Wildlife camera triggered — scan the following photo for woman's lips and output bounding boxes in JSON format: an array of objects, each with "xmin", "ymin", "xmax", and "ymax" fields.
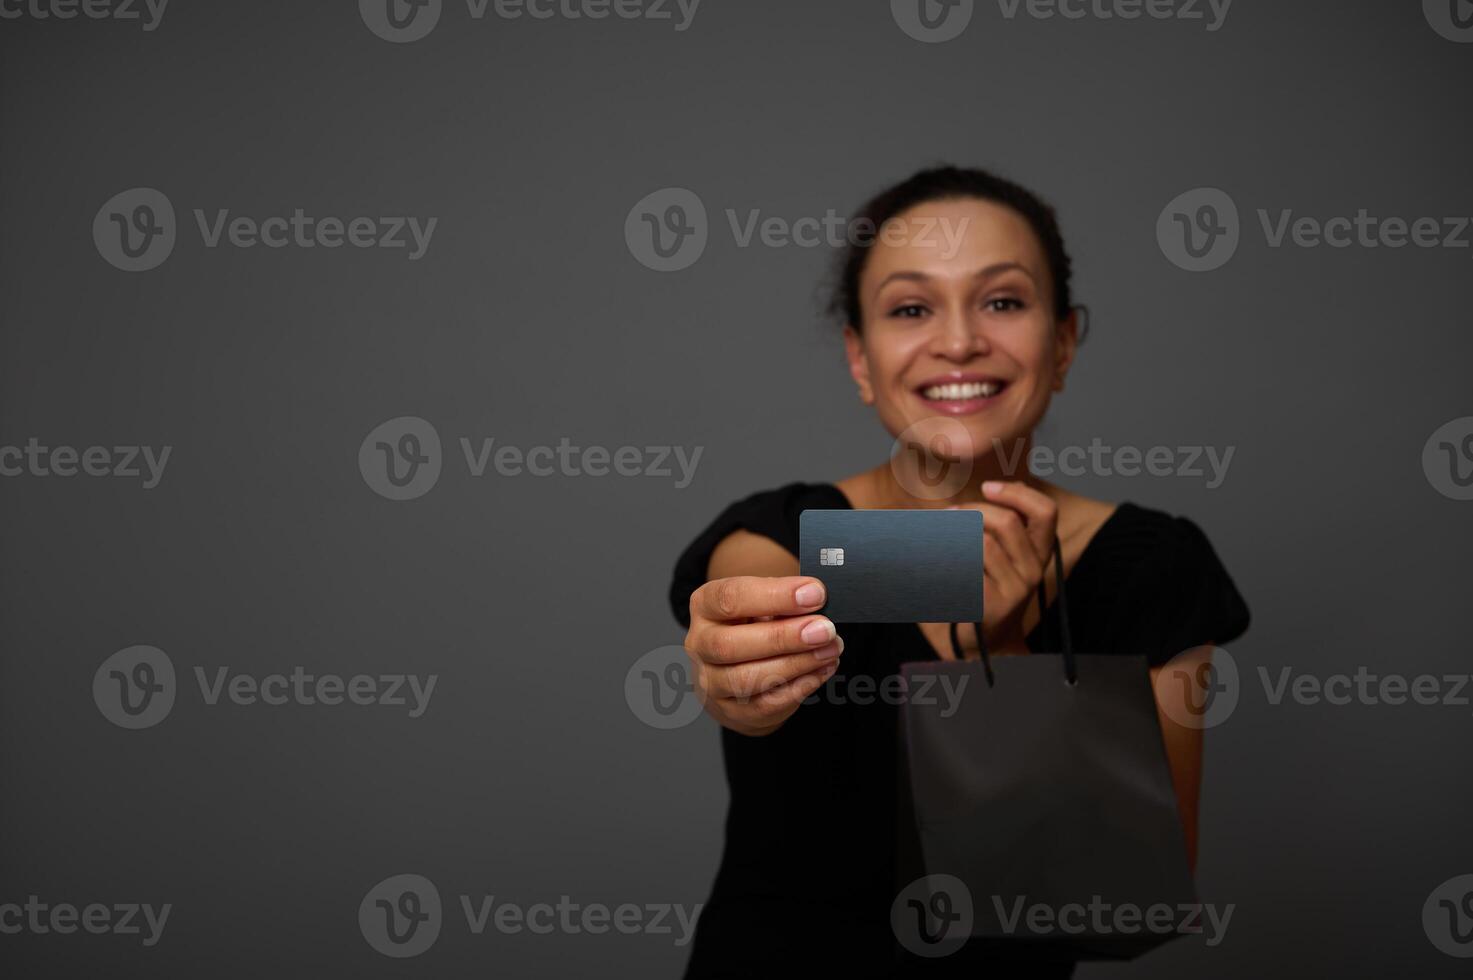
[{"xmin": 912, "ymin": 378, "xmax": 1009, "ymax": 416}]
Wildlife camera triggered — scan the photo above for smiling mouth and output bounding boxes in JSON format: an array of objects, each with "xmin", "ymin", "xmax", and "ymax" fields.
[
  {"xmin": 911, "ymin": 377, "xmax": 1009, "ymax": 416},
  {"xmin": 919, "ymin": 380, "xmax": 1005, "ymax": 401}
]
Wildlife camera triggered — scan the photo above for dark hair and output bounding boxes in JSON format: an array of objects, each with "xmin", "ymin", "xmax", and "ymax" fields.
[{"xmin": 827, "ymin": 165, "xmax": 1079, "ymax": 331}]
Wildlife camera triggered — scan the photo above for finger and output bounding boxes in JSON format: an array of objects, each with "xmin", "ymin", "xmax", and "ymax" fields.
[
  {"xmin": 750, "ymin": 662, "xmax": 840, "ymax": 714},
  {"xmin": 983, "ymin": 531, "xmax": 1028, "ymax": 599},
  {"xmin": 981, "ymin": 481, "xmax": 1058, "ymax": 560},
  {"xmin": 978, "ymin": 504, "xmax": 1044, "ymax": 582},
  {"xmin": 691, "ymin": 575, "xmax": 827, "ymax": 625},
  {"xmin": 708, "ymin": 641, "xmax": 844, "ymax": 700},
  {"xmin": 981, "ymin": 567, "xmax": 1006, "ymax": 619},
  {"xmin": 695, "ymin": 615, "xmax": 839, "ymax": 666}
]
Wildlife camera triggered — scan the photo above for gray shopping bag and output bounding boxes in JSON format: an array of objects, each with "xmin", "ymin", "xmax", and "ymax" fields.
[{"xmin": 894, "ymin": 542, "xmax": 1198, "ymax": 964}]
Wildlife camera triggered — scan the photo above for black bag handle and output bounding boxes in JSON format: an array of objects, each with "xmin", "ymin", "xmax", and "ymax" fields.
[{"xmin": 949, "ymin": 534, "xmax": 1076, "ymax": 685}]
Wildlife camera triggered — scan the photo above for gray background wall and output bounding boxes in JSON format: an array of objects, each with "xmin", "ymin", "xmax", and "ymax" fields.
[{"xmin": 2, "ymin": 0, "xmax": 1471, "ymax": 976}]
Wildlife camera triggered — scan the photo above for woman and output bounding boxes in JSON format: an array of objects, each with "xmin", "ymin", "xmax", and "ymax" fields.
[{"xmin": 668, "ymin": 166, "xmax": 1249, "ymax": 977}]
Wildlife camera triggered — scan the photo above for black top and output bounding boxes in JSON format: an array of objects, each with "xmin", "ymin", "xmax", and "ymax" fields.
[{"xmin": 667, "ymin": 482, "xmax": 1250, "ymax": 979}]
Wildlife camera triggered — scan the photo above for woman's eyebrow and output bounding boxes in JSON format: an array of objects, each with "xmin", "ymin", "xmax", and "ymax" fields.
[{"xmin": 874, "ymin": 270, "xmax": 931, "ymax": 291}]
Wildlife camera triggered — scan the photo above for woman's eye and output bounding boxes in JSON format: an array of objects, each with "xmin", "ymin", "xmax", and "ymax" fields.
[
  {"xmin": 889, "ymin": 304, "xmax": 929, "ymax": 319},
  {"xmin": 984, "ymin": 297, "xmax": 1025, "ymax": 313}
]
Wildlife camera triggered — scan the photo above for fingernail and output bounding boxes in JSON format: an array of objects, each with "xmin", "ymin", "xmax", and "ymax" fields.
[
  {"xmin": 982, "ymin": 481, "xmax": 1003, "ymax": 496},
  {"xmin": 820, "ymin": 664, "xmax": 839, "ymax": 681},
  {"xmin": 801, "ymin": 619, "xmax": 835, "ymax": 645},
  {"xmin": 813, "ymin": 636, "xmax": 844, "ymax": 661},
  {"xmin": 794, "ymin": 583, "xmax": 825, "ymax": 608}
]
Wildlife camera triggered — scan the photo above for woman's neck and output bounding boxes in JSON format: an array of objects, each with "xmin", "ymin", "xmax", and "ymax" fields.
[{"xmin": 857, "ymin": 440, "xmax": 1057, "ymax": 510}]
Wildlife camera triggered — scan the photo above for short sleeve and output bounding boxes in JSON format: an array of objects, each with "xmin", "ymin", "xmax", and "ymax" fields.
[
  {"xmin": 667, "ymin": 482, "xmax": 847, "ymax": 629},
  {"xmin": 1148, "ymin": 517, "xmax": 1251, "ymax": 665}
]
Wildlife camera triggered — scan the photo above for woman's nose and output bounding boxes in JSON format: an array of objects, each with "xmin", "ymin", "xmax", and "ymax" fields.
[{"xmin": 932, "ymin": 312, "xmax": 989, "ymax": 360}]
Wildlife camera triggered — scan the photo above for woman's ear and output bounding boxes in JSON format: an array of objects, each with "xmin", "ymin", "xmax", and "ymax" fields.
[
  {"xmin": 1051, "ymin": 309, "xmax": 1080, "ymax": 393},
  {"xmin": 843, "ymin": 326, "xmax": 875, "ymax": 404}
]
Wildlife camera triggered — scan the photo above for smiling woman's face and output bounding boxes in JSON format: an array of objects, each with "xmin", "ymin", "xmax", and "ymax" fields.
[{"xmin": 845, "ymin": 196, "xmax": 1078, "ymax": 463}]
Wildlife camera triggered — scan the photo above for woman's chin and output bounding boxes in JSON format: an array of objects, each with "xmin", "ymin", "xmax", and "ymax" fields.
[{"xmin": 891, "ymin": 413, "xmax": 1007, "ymax": 460}]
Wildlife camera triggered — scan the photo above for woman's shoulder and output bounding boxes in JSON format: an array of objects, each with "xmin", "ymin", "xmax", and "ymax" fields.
[
  {"xmin": 1090, "ymin": 500, "xmax": 1228, "ymax": 569},
  {"xmin": 1079, "ymin": 499, "xmax": 1252, "ymax": 653},
  {"xmin": 708, "ymin": 481, "xmax": 850, "ymax": 546},
  {"xmin": 667, "ymin": 482, "xmax": 847, "ymax": 627}
]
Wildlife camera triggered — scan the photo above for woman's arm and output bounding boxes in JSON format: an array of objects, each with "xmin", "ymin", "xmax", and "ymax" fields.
[
  {"xmin": 707, "ymin": 529, "xmax": 798, "ymax": 580},
  {"xmin": 1148, "ymin": 644, "xmax": 1212, "ymax": 871}
]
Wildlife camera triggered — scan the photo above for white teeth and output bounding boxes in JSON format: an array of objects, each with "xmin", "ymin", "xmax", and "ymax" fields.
[{"xmin": 922, "ymin": 381, "xmax": 1001, "ymax": 401}]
